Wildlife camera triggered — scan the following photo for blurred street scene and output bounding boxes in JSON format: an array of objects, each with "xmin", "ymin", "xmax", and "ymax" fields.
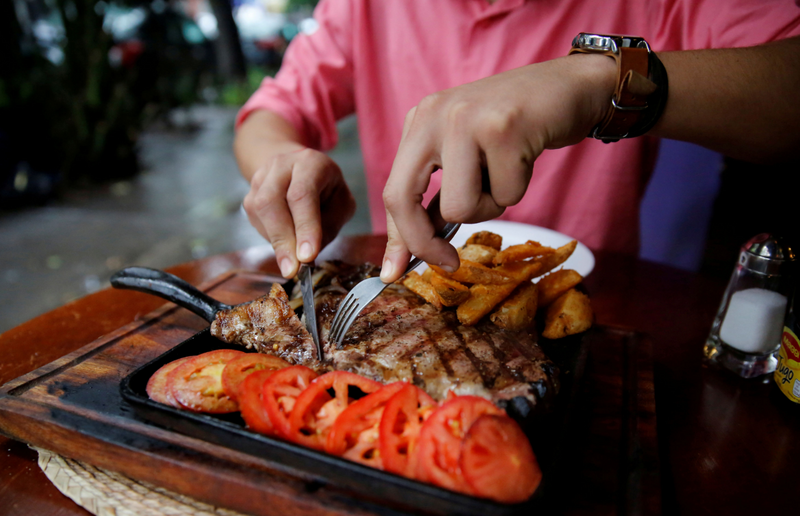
[
  {"xmin": 0, "ymin": 105, "xmax": 368, "ymax": 333},
  {"xmin": 1, "ymin": 0, "xmax": 370, "ymax": 333}
]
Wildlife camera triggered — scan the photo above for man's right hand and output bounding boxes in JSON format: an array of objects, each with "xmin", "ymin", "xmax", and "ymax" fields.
[
  {"xmin": 235, "ymin": 110, "xmax": 356, "ymax": 279},
  {"xmin": 242, "ymin": 147, "xmax": 355, "ymax": 279}
]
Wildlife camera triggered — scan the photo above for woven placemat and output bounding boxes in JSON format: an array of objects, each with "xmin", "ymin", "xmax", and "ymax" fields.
[{"xmin": 35, "ymin": 447, "xmax": 249, "ymax": 516}]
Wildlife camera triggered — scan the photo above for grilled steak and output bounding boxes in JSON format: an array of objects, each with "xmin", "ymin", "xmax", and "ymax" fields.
[
  {"xmin": 211, "ymin": 265, "xmax": 559, "ymax": 409},
  {"xmin": 213, "ymin": 282, "xmax": 317, "ymax": 365}
]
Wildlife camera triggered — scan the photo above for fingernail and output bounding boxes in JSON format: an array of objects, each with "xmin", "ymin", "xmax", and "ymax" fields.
[
  {"xmin": 380, "ymin": 258, "xmax": 394, "ymax": 282},
  {"xmin": 280, "ymin": 257, "xmax": 293, "ymax": 277},
  {"xmin": 439, "ymin": 263, "xmax": 456, "ymax": 273},
  {"xmin": 298, "ymin": 242, "xmax": 313, "ymax": 261}
]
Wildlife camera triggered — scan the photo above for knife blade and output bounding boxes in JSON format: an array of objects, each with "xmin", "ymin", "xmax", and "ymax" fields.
[{"xmin": 298, "ymin": 263, "xmax": 322, "ymax": 361}]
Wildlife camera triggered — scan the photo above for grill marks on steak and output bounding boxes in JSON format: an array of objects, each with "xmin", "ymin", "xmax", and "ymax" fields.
[
  {"xmin": 211, "ymin": 280, "xmax": 558, "ymax": 407},
  {"xmin": 318, "ymin": 285, "xmax": 557, "ymax": 405}
]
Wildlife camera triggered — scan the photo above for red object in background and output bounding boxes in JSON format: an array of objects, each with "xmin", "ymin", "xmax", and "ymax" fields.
[{"xmin": 113, "ymin": 39, "xmax": 145, "ymax": 68}]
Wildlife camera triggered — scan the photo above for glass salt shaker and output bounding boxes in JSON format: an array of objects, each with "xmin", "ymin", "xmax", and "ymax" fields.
[{"xmin": 704, "ymin": 233, "xmax": 796, "ymax": 378}]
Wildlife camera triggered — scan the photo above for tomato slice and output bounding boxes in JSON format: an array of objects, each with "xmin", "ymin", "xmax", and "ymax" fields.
[
  {"xmin": 460, "ymin": 414, "xmax": 542, "ymax": 503},
  {"xmin": 325, "ymin": 382, "xmax": 407, "ymax": 467},
  {"xmin": 262, "ymin": 365, "xmax": 318, "ymax": 439},
  {"xmin": 288, "ymin": 371, "xmax": 382, "ymax": 450},
  {"xmin": 238, "ymin": 369, "xmax": 280, "ymax": 435},
  {"xmin": 413, "ymin": 396, "xmax": 504, "ymax": 493},
  {"xmin": 147, "ymin": 356, "xmax": 192, "ymax": 407},
  {"xmin": 221, "ymin": 353, "xmax": 290, "ymax": 402},
  {"xmin": 379, "ymin": 383, "xmax": 437, "ymax": 477},
  {"xmin": 167, "ymin": 349, "xmax": 245, "ymax": 413}
]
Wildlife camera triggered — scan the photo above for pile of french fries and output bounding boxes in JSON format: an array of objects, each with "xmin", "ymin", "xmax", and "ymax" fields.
[{"xmin": 402, "ymin": 231, "xmax": 593, "ymax": 339}]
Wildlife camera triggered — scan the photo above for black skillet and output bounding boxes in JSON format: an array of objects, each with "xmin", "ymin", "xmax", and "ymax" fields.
[
  {"xmin": 110, "ymin": 266, "xmax": 235, "ymax": 324},
  {"xmin": 110, "ymin": 266, "xmax": 582, "ymax": 515}
]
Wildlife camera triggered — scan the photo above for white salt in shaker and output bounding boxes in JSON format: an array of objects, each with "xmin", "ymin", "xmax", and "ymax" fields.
[{"xmin": 704, "ymin": 234, "xmax": 796, "ymax": 378}]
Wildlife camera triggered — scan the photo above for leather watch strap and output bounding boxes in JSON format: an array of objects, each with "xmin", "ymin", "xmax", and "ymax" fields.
[{"xmin": 570, "ymin": 46, "xmax": 656, "ymax": 141}]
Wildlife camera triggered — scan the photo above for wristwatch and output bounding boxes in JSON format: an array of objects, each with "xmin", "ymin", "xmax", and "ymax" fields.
[{"xmin": 569, "ymin": 33, "xmax": 667, "ymax": 143}]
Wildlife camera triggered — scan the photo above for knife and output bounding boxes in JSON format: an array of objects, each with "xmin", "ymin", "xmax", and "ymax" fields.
[{"xmin": 298, "ymin": 262, "xmax": 323, "ymax": 361}]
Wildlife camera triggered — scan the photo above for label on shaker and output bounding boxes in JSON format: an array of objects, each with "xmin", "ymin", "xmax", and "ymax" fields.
[{"xmin": 775, "ymin": 326, "xmax": 800, "ymax": 403}]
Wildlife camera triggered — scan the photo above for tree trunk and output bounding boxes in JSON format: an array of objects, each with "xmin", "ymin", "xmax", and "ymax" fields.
[{"xmin": 208, "ymin": 0, "xmax": 247, "ymax": 81}]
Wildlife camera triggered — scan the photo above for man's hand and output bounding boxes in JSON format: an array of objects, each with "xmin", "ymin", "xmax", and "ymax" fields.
[
  {"xmin": 235, "ymin": 111, "xmax": 356, "ymax": 279},
  {"xmin": 380, "ymin": 54, "xmax": 616, "ymax": 283},
  {"xmin": 243, "ymin": 148, "xmax": 355, "ymax": 278}
]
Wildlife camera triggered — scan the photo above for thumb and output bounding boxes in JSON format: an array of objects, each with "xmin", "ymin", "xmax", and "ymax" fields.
[{"xmin": 380, "ymin": 212, "xmax": 413, "ymax": 284}]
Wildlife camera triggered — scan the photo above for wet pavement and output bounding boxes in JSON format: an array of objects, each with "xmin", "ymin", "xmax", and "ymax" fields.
[{"xmin": 0, "ymin": 106, "xmax": 370, "ymax": 334}]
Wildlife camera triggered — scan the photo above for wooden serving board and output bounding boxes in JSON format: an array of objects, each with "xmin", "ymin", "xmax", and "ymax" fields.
[{"xmin": 0, "ymin": 271, "xmax": 659, "ymax": 515}]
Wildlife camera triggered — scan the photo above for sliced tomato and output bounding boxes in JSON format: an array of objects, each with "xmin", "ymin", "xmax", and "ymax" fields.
[
  {"xmin": 288, "ymin": 371, "xmax": 382, "ymax": 450},
  {"xmin": 460, "ymin": 414, "xmax": 542, "ymax": 503},
  {"xmin": 325, "ymin": 381, "xmax": 407, "ymax": 467},
  {"xmin": 238, "ymin": 369, "xmax": 280, "ymax": 435},
  {"xmin": 379, "ymin": 383, "xmax": 437, "ymax": 477},
  {"xmin": 167, "ymin": 349, "xmax": 244, "ymax": 413},
  {"xmin": 146, "ymin": 356, "xmax": 192, "ymax": 407},
  {"xmin": 262, "ymin": 365, "xmax": 318, "ymax": 439},
  {"xmin": 413, "ymin": 396, "xmax": 504, "ymax": 493},
  {"xmin": 221, "ymin": 353, "xmax": 290, "ymax": 402}
]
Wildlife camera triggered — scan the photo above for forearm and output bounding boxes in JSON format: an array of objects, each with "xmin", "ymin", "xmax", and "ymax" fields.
[
  {"xmin": 233, "ymin": 110, "xmax": 307, "ymax": 182},
  {"xmin": 651, "ymin": 37, "xmax": 800, "ymax": 163}
]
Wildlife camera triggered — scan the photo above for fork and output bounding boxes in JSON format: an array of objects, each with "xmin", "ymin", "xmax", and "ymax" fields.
[{"xmin": 329, "ymin": 198, "xmax": 461, "ymax": 347}]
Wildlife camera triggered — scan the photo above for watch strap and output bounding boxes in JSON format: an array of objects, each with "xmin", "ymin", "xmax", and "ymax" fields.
[{"xmin": 570, "ymin": 46, "xmax": 656, "ymax": 141}]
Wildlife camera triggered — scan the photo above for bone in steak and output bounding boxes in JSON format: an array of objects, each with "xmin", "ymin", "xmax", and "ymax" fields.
[{"xmin": 211, "ymin": 266, "xmax": 558, "ymax": 409}]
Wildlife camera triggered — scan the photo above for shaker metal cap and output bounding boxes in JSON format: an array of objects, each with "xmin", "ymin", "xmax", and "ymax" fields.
[{"xmin": 740, "ymin": 233, "xmax": 796, "ymax": 276}]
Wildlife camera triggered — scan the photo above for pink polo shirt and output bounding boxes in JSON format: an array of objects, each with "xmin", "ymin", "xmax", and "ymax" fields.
[{"xmin": 238, "ymin": 0, "xmax": 800, "ymax": 254}]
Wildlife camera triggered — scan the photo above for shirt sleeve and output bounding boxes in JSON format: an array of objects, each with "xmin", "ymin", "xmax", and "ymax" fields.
[
  {"xmin": 235, "ymin": 0, "xmax": 356, "ymax": 151},
  {"xmin": 653, "ymin": 0, "xmax": 800, "ymax": 51}
]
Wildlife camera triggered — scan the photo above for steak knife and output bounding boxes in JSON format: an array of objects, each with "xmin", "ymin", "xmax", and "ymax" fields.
[{"xmin": 298, "ymin": 262, "xmax": 323, "ymax": 361}]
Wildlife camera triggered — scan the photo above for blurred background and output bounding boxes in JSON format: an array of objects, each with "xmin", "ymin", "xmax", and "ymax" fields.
[{"xmin": 0, "ymin": 0, "xmax": 795, "ymax": 334}]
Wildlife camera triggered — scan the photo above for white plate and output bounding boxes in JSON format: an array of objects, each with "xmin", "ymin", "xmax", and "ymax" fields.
[{"xmin": 429, "ymin": 220, "xmax": 595, "ymax": 278}]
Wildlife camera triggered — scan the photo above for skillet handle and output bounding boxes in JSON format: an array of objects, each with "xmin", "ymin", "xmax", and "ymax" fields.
[{"xmin": 110, "ymin": 267, "xmax": 231, "ymax": 323}]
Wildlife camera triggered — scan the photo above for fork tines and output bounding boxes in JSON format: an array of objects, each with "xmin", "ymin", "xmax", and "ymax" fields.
[{"xmin": 329, "ymin": 293, "xmax": 360, "ymax": 346}]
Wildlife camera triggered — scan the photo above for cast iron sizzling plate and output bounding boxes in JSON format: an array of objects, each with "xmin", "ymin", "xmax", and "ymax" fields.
[{"xmin": 114, "ymin": 267, "xmax": 587, "ymax": 515}]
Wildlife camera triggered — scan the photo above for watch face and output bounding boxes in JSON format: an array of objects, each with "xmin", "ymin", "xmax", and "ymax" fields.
[
  {"xmin": 572, "ymin": 33, "xmax": 650, "ymax": 53},
  {"xmin": 574, "ymin": 34, "xmax": 618, "ymax": 53}
]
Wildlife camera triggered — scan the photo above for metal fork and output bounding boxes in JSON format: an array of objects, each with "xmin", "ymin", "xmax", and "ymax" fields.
[{"xmin": 329, "ymin": 197, "xmax": 460, "ymax": 347}]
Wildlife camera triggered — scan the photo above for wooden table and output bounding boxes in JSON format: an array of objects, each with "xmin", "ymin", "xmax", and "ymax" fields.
[{"xmin": 1, "ymin": 235, "xmax": 797, "ymax": 515}]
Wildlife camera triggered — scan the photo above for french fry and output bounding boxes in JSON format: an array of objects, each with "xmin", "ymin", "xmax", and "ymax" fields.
[
  {"xmin": 402, "ymin": 272, "xmax": 442, "ymax": 310},
  {"xmin": 430, "ymin": 272, "xmax": 471, "ymax": 307},
  {"xmin": 492, "ymin": 241, "xmax": 555, "ymax": 265},
  {"xmin": 537, "ymin": 269, "xmax": 583, "ymax": 307},
  {"xmin": 458, "ymin": 244, "xmax": 498, "ymax": 265},
  {"xmin": 489, "ymin": 282, "xmax": 538, "ymax": 330},
  {"xmin": 465, "ymin": 231, "xmax": 503, "ymax": 250},
  {"xmin": 421, "ymin": 267, "xmax": 433, "ymax": 282},
  {"xmin": 542, "ymin": 288, "xmax": 593, "ymax": 339},
  {"xmin": 457, "ymin": 282, "xmax": 519, "ymax": 326},
  {"xmin": 456, "ymin": 260, "xmax": 543, "ymax": 326},
  {"xmin": 532, "ymin": 240, "xmax": 578, "ymax": 277},
  {"xmin": 494, "ymin": 260, "xmax": 543, "ymax": 283},
  {"xmin": 429, "ymin": 260, "xmax": 513, "ymax": 285}
]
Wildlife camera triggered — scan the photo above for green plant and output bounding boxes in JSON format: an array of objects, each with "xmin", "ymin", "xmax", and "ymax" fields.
[{"xmin": 2, "ymin": 0, "xmax": 213, "ymax": 186}]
